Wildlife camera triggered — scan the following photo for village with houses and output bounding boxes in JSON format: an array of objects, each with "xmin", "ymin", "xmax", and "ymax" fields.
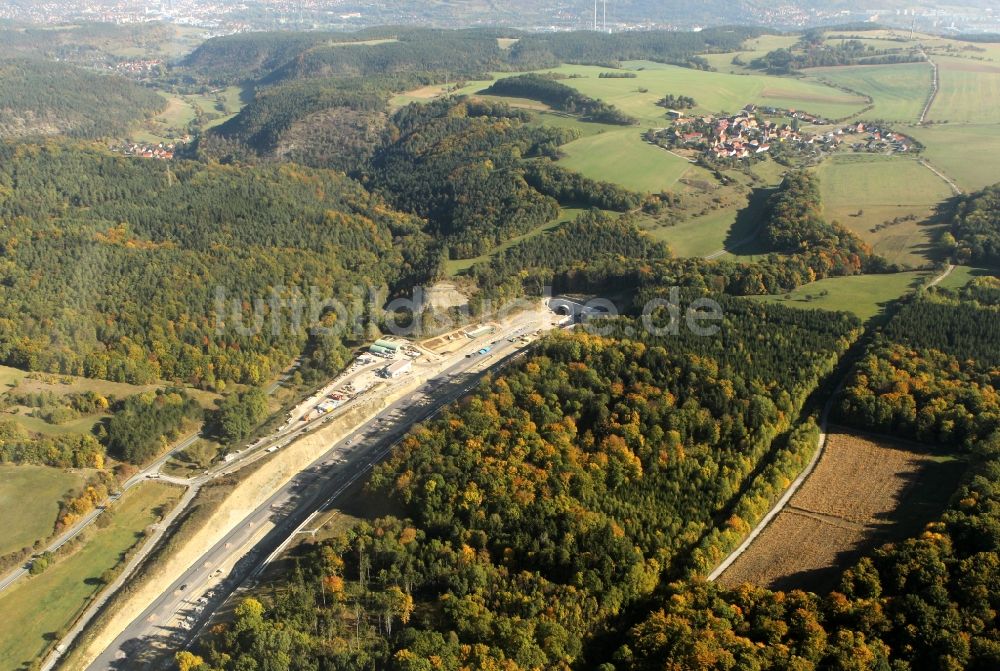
[
  {"xmin": 645, "ymin": 104, "xmax": 918, "ymax": 163},
  {"xmin": 112, "ymin": 58, "xmax": 165, "ymax": 76},
  {"xmin": 112, "ymin": 140, "xmax": 184, "ymax": 159}
]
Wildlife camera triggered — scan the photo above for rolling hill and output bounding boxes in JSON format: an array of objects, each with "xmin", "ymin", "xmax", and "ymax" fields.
[{"xmin": 0, "ymin": 59, "xmax": 164, "ymax": 138}]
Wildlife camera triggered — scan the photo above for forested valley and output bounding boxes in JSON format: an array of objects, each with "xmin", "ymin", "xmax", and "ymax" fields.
[
  {"xmin": 181, "ymin": 278, "xmax": 1000, "ymax": 671},
  {"xmin": 0, "ymin": 24, "xmax": 997, "ymax": 671}
]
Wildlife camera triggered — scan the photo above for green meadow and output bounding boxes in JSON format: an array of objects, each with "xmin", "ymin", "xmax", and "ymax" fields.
[
  {"xmin": 814, "ymin": 154, "xmax": 951, "ymax": 267},
  {"xmin": 752, "ymin": 271, "xmax": 932, "ymax": 322},
  {"xmin": 928, "ymin": 57, "xmax": 1000, "ymax": 124},
  {"xmin": 805, "ymin": 62, "xmax": 932, "ymax": 122},
  {"xmin": 0, "ymin": 465, "xmax": 91, "ymax": 556},
  {"xmin": 557, "ymin": 129, "xmax": 693, "ymax": 193},
  {"xmin": 0, "ymin": 482, "xmax": 181, "ymax": 669},
  {"xmin": 454, "ymin": 62, "xmax": 868, "ymax": 123},
  {"xmin": 907, "ymin": 123, "xmax": 1000, "ymax": 192}
]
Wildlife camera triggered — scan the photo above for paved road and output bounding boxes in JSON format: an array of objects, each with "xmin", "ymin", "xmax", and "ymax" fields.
[
  {"xmin": 0, "ymin": 431, "xmax": 201, "ymax": 594},
  {"xmin": 81, "ymin": 319, "xmax": 548, "ymax": 670},
  {"xmin": 40, "ymin": 356, "xmax": 401, "ymax": 669}
]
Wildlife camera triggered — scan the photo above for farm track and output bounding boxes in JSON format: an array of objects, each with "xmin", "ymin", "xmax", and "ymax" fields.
[
  {"xmin": 919, "ymin": 159, "xmax": 962, "ymax": 196},
  {"xmin": 707, "ymin": 263, "xmax": 954, "ymax": 583},
  {"xmin": 918, "ymin": 52, "xmax": 938, "ymax": 125},
  {"xmin": 784, "ymin": 506, "xmax": 864, "ymax": 532}
]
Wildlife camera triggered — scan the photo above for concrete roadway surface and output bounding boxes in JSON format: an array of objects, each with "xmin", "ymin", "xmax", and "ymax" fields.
[
  {"xmin": 41, "ymin": 356, "xmax": 397, "ymax": 669},
  {"xmin": 84, "ymin": 322, "xmax": 547, "ymax": 670}
]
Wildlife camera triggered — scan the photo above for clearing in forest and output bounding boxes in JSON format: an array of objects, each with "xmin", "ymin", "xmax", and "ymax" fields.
[{"xmin": 718, "ymin": 429, "xmax": 965, "ymax": 592}]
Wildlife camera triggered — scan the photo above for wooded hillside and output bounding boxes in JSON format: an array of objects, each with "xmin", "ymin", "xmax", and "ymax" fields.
[{"xmin": 0, "ymin": 59, "xmax": 163, "ymax": 138}]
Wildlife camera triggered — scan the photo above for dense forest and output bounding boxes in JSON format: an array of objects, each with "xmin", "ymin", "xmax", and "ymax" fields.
[
  {"xmin": 506, "ymin": 27, "xmax": 758, "ymax": 70},
  {"xmin": 836, "ymin": 284, "xmax": 1000, "ymax": 448},
  {"xmin": 484, "ymin": 74, "xmax": 637, "ymax": 125},
  {"xmin": 104, "ymin": 389, "xmax": 202, "ymax": 464},
  {"xmin": 0, "ymin": 58, "xmax": 163, "ymax": 138},
  {"xmin": 367, "ymin": 98, "xmax": 577, "ymax": 259},
  {"xmin": 468, "ymin": 209, "xmax": 671, "ymax": 304},
  {"xmin": 188, "ymin": 301, "xmax": 860, "ymax": 670},
  {"xmin": 947, "ymin": 183, "xmax": 1000, "ymax": 266},
  {"xmin": 181, "ymin": 27, "xmax": 760, "ymax": 88},
  {"xmin": 601, "ymin": 288, "xmax": 998, "ymax": 671},
  {"xmin": 181, "ymin": 285, "xmax": 1000, "ymax": 671},
  {"xmin": 196, "ymin": 76, "xmax": 393, "ymax": 168},
  {"xmin": 0, "ymin": 142, "xmax": 429, "ymax": 386},
  {"xmin": 181, "ymin": 31, "xmax": 330, "ymax": 84}
]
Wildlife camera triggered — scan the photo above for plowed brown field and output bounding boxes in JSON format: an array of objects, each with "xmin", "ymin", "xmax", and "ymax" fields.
[{"xmin": 718, "ymin": 428, "xmax": 965, "ymax": 592}]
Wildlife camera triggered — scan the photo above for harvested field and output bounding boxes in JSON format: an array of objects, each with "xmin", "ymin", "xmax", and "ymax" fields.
[{"xmin": 718, "ymin": 428, "xmax": 965, "ymax": 592}]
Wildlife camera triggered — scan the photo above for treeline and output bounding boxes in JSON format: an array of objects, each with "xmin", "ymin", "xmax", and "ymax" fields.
[
  {"xmin": 181, "ymin": 31, "xmax": 330, "ymax": 84},
  {"xmin": 0, "ymin": 142, "xmax": 427, "ymax": 386},
  {"xmin": 104, "ymin": 389, "xmax": 202, "ymax": 464},
  {"xmin": 0, "ymin": 419, "xmax": 105, "ymax": 468},
  {"xmin": 209, "ymin": 388, "xmax": 269, "ymax": 443},
  {"xmin": 836, "ymin": 290, "xmax": 1000, "ymax": 449},
  {"xmin": 947, "ymin": 182, "xmax": 1000, "ymax": 266},
  {"xmin": 0, "ymin": 58, "xmax": 163, "ymax": 139},
  {"xmin": 2, "ymin": 389, "xmax": 108, "ymax": 425},
  {"xmin": 468, "ymin": 209, "xmax": 671, "ymax": 304},
  {"xmin": 762, "ymin": 171, "xmax": 851, "ymax": 252},
  {"xmin": 182, "ymin": 27, "xmax": 760, "ymax": 89},
  {"xmin": 188, "ymin": 300, "xmax": 859, "ymax": 670},
  {"xmin": 751, "ymin": 39, "xmax": 925, "ymax": 74},
  {"xmin": 484, "ymin": 74, "xmax": 637, "ymax": 125},
  {"xmin": 261, "ymin": 31, "xmax": 508, "ymax": 86},
  {"xmin": 656, "ymin": 93, "xmax": 697, "ymax": 110},
  {"xmin": 507, "ymin": 27, "xmax": 758, "ymax": 70},
  {"xmin": 197, "ymin": 77, "xmax": 389, "ymax": 168},
  {"xmin": 472, "ymin": 175, "xmax": 886, "ymax": 305},
  {"xmin": 605, "ymin": 293, "xmax": 1000, "ymax": 671},
  {"xmin": 523, "ymin": 160, "xmax": 657, "ymax": 212},
  {"xmin": 616, "ymin": 438, "xmax": 1000, "ymax": 671}
]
